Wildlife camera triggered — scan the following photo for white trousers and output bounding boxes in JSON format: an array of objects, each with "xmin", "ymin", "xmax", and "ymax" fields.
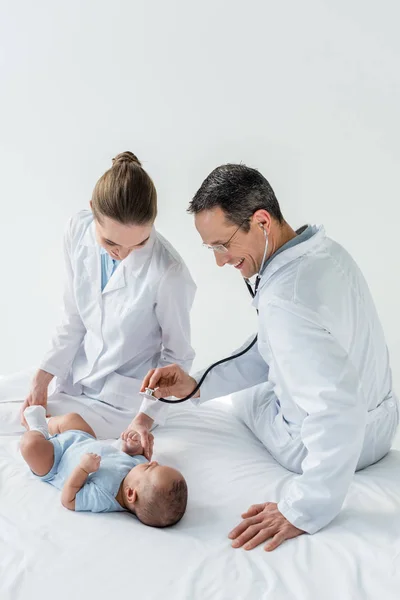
[{"xmin": 231, "ymin": 382, "xmax": 399, "ymax": 474}]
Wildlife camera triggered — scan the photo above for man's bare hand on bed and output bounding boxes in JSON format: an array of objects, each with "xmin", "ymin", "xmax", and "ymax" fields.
[
  {"xmin": 121, "ymin": 413, "xmax": 155, "ymax": 460},
  {"xmin": 229, "ymin": 502, "xmax": 304, "ymax": 551}
]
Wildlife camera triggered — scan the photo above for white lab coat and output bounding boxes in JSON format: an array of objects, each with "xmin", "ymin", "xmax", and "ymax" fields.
[
  {"xmin": 191, "ymin": 225, "xmax": 398, "ymax": 534},
  {"xmin": 40, "ymin": 210, "xmax": 196, "ymax": 425}
]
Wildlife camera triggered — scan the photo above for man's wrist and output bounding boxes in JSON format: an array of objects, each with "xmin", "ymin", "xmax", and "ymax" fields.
[{"xmin": 189, "ymin": 377, "xmax": 200, "ymax": 398}]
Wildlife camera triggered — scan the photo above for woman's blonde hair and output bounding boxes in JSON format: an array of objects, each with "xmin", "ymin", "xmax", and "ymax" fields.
[{"xmin": 91, "ymin": 151, "xmax": 157, "ymax": 225}]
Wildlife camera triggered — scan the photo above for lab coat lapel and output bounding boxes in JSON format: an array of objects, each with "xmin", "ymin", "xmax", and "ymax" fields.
[
  {"xmin": 81, "ymin": 223, "xmax": 102, "ymax": 306},
  {"xmin": 102, "ymin": 264, "xmax": 126, "ymax": 294}
]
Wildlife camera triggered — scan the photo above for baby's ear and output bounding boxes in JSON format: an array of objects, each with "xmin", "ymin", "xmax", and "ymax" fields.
[{"xmin": 126, "ymin": 487, "xmax": 137, "ymax": 505}]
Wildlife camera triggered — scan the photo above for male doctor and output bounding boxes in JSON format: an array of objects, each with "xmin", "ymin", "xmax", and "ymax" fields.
[{"xmin": 135, "ymin": 163, "xmax": 398, "ymax": 551}]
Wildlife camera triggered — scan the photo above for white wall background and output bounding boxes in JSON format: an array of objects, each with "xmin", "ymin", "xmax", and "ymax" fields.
[{"xmin": 0, "ymin": 1, "xmax": 399, "ymax": 389}]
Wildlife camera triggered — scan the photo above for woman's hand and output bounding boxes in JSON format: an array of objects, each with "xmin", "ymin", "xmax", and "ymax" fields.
[
  {"xmin": 20, "ymin": 369, "xmax": 54, "ymax": 428},
  {"xmin": 121, "ymin": 413, "xmax": 155, "ymax": 460}
]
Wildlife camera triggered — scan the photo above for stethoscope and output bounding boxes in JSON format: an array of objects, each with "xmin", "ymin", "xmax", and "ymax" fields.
[{"xmin": 141, "ymin": 225, "xmax": 269, "ymax": 404}]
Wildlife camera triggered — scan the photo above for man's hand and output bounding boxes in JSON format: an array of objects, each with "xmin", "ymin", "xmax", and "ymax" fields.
[
  {"xmin": 121, "ymin": 413, "xmax": 155, "ymax": 460},
  {"xmin": 229, "ymin": 502, "xmax": 304, "ymax": 551},
  {"xmin": 80, "ymin": 453, "xmax": 101, "ymax": 474},
  {"xmin": 141, "ymin": 364, "xmax": 198, "ymax": 400},
  {"xmin": 20, "ymin": 369, "xmax": 54, "ymax": 428}
]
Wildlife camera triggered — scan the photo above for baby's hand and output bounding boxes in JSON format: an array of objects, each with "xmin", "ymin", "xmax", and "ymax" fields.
[
  {"xmin": 80, "ymin": 453, "xmax": 101, "ymax": 474},
  {"xmin": 121, "ymin": 432, "xmax": 145, "ymax": 456}
]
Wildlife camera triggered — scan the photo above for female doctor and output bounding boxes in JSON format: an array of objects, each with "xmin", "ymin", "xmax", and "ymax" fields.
[{"xmin": 21, "ymin": 151, "xmax": 195, "ymax": 451}]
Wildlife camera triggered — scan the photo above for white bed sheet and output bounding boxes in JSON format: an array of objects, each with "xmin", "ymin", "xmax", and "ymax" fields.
[{"xmin": 1, "ymin": 372, "xmax": 400, "ymax": 600}]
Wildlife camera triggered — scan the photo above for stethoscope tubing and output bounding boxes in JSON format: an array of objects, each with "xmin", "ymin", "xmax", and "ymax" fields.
[{"xmin": 155, "ymin": 229, "xmax": 268, "ymax": 404}]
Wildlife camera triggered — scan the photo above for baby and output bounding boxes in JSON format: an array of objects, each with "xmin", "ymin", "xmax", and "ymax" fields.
[{"xmin": 20, "ymin": 407, "xmax": 187, "ymax": 527}]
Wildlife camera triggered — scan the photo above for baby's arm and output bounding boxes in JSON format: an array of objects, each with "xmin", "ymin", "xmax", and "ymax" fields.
[{"xmin": 61, "ymin": 453, "xmax": 101, "ymax": 510}]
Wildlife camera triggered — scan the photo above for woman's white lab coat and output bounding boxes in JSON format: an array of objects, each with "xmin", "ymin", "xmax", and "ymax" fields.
[
  {"xmin": 40, "ymin": 210, "xmax": 196, "ymax": 424},
  {"xmin": 192, "ymin": 225, "xmax": 398, "ymax": 534}
]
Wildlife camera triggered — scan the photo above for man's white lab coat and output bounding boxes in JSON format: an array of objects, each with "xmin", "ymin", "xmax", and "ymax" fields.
[{"xmin": 193, "ymin": 225, "xmax": 398, "ymax": 533}]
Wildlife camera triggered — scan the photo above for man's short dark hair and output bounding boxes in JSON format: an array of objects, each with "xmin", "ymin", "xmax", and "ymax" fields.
[{"xmin": 188, "ymin": 164, "xmax": 284, "ymax": 231}]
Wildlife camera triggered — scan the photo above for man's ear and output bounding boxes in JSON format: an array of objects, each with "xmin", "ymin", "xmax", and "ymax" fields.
[
  {"xmin": 89, "ymin": 200, "xmax": 93, "ymax": 210},
  {"xmin": 126, "ymin": 487, "xmax": 137, "ymax": 506},
  {"xmin": 253, "ymin": 209, "xmax": 271, "ymax": 232}
]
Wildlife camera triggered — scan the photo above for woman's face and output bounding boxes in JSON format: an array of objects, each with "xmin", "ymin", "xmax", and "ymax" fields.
[{"xmin": 94, "ymin": 215, "xmax": 153, "ymax": 260}]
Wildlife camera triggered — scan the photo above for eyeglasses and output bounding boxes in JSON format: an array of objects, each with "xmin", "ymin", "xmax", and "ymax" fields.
[{"xmin": 202, "ymin": 219, "xmax": 248, "ymax": 254}]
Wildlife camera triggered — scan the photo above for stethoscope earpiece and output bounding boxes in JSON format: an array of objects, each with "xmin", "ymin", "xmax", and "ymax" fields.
[{"xmin": 258, "ymin": 223, "xmax": 267, "ymax": 237}]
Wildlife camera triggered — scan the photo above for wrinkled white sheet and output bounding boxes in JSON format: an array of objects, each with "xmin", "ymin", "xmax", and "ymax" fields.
[{"xmin": 1, "ymin": 371, "xmax": 400, "ymax": 600}]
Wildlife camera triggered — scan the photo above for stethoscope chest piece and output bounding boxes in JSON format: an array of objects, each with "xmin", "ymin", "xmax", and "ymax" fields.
[{"xmin": 140, "ymin": 387, "xmax": 159, "ymax": 401}]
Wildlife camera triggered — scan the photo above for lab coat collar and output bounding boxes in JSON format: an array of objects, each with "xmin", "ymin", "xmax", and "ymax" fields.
[
  {"xmin": 103, "ymin": 261, "xmax": 126, "ymax": 294},
  {"xmin": 253, "ymin": 224, "xmax": 326, "ymax": 301}
]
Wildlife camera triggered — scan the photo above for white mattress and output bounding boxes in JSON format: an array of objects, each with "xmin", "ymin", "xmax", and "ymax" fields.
[{"xmin": 1, "ymin": 372, "xmax": 400, "ymax": 600}]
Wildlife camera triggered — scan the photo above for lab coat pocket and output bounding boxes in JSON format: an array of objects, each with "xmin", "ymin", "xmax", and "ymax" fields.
[
  {"xmin": 366, "ymin": 394, "xmax": 398, "ymax": 425},
  {"xmin": 107, "ymin": 294, "xmax": 156, "ymax": 345},
  {"xmin": 359, "ymin": 395, "xmax": 399, "ymax": 468},
  {"xmin": 113, "ymin": 296, "xmax": 154, "ymax": 323}
]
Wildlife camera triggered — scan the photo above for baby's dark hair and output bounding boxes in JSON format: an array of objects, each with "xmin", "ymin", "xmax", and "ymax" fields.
[{"xmin": 135, "ymin": 477, "xmax": 188, "ymax": 528}]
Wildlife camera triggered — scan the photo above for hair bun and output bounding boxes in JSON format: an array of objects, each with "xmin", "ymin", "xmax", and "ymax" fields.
[{"xmin": 112, "ymin": 151, "xmax": 142, "ymax": 168}]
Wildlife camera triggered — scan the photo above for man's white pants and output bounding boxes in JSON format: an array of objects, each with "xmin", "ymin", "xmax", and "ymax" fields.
[{"xmin": 231, "ymin": 382, "xmax": 399, "ymax": 474}]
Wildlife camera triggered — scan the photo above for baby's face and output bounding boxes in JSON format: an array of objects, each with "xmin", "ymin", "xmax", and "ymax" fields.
[{"xmin": 125, "ymin": 461, "xmax": 181, "ymax": 492}]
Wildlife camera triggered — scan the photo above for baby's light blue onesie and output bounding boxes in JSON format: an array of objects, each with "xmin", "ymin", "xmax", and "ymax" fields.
[{"xmin": 36, "ymin": 430, "xmax": 147, "ymax": 512}]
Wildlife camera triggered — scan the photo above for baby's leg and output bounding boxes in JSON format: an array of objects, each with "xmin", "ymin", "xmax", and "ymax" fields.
[
  {"xmin": 20, "ymin": 431, "xmax": 55, "ymax": 476},
  {"xmin": 48, "ymin": 413, "xmax": 96, "ymax": 438}
]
